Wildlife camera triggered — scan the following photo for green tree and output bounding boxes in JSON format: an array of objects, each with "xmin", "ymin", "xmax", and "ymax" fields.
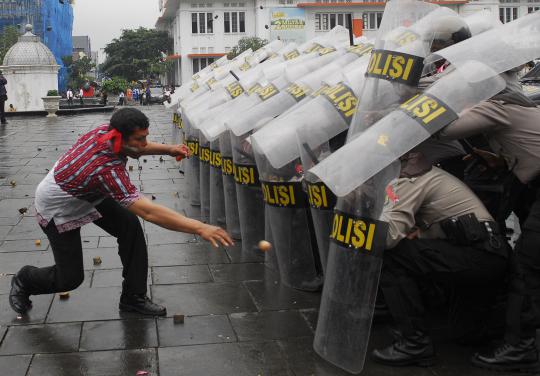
[
  {"xmin": 101, "ymin": 27, "xmax": 173, "ymax": 82},
  {"xmin": 101, "ymin": 77, "xmax": 129, "ymax": 95},
  {"xmin": 227, "ymin": 37, "xmax": 268, "ymax": 59},
  {"xmin": 0, "ymin": 26, "xmax": 20, "ymax": 63},
  {"xmin": 62, "ymin": 55, "xmax": 95, "ymax": 89}
]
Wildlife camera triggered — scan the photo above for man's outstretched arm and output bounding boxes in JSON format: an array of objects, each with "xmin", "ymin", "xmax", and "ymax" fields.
[{"xmin": 128, "ymin": 196, "xmax": 233, "ymax": 248}]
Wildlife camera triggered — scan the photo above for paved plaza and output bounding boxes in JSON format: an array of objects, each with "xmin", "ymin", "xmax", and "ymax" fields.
[{"xmin": 0, "ymin": 107, "xmax": 534, "ymax": 375}]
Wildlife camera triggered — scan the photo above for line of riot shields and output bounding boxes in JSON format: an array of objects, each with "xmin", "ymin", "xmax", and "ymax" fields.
[{"xmin": 169, "ymin": 5, "xmax": 540, "ymax": 373}]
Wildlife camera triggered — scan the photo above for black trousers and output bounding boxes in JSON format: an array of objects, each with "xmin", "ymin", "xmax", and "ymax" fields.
[
  {"xmin": 0, "ymin": 97, "xmax": 5, "ymax": 123},
  {"xmin": 20, "ymin": 198, "xmax": 148, "ymax": 296},
  {"xmin": 506, "ymin": 187, "xmax": 540, "ymax": 343},
  {"xmin": 381, "ymin": 238, "xmax": 508, "ymax": 337}
]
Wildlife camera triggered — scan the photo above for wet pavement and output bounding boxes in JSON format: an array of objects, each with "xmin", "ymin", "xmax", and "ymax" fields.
[{"xmin": 0, "ymin": 107, "xmax": 532, "ymax": 375}]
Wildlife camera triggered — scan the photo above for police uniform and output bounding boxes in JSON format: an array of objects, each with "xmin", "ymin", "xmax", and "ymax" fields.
[
  {"xmin": 439, "ymin": 93, "xmax": 540, "ymax": 370},
  {"xmin": 373, "ymin": 165, "xmax": 510, "ymax": 366}
]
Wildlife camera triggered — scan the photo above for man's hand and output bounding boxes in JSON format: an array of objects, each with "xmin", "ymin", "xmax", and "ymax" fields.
[
  {"xmin": 169, "ymin": 144, "xmax": 191, "ymax": 161},
  {"xmin": 463, "ymin": 148, "xmax": 507, "ymax": 169},
  {"xmin": 197, "ymin": 224, "xmax": 234, "ymax": 248}
]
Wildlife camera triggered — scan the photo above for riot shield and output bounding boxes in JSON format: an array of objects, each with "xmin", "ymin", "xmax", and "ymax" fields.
[
  {"xmin": 306, "ymin": 0, "xmax": 457, "ymax": 373},
  {"xmin": 185, "ymin": 125, "xmax": 201, "ymax": 206},
  {"xmin": 219, "ymin": 131, "xmax": 242, "ymax": 240},
  {"xmin": 253, "ymin": 145, "xmax": 323, "ymax": 292},
  {"xmin": 251, "ymin": 53, "xmax": 370, "ymax": 170},
  {"xmin": 308, "ymin": 62, "xmax": 507, "ymax": 197},
  {"xmin": 264, "ymin": 205, "xmax": 280, "ymax": 272},
  {"xmin": 227, "ymin": 48, "xmax": 364, "ymax": 138},
  {"xmin": 426, "ymin": 11, "xmax": 540, "ymax": 81},
  {"xmin": 313, "ymin": 163, "xmax": 399, "ymax": 374},
  {"xmin": 199, "ymin": 132, "xmax": 211, "ymax": 222},
  {"xmin": 230, "ymin": 132, "xmax": 265, "ymax": 257},
  {"xmin": 296, "ymin": 128, "xmax": 337, "ymax": 275},
  {"xmin": 209, "ymin": 139, "xmax": 226, "ymax": 226}
]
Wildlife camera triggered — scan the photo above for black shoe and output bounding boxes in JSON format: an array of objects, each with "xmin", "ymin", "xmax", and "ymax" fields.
[
  {"xmin": 372, "ymin": 331, "xmax": 436, "ymax": 367},
  {"xmin": 9, "ymin": 273, "xmax": 32, "ymax": 314},
  {"xmin": 119, "ymin": 294, "xmax": 166, "ymax": 316},
  {"xmin": 471, "ymin": 338, "xmax": 539, "ymax": 372}
]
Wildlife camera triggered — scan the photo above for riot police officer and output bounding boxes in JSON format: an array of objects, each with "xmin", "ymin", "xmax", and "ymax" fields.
[
  {"xmin": 372, "ymin": 153, "xmax": 510, "ymax": 366},
  {"xmin": 438, "ymin": 76, "xmax": 540, "ymax": 372}
]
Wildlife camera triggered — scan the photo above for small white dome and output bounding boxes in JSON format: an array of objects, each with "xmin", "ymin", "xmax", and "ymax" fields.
[{"xmin": 2, "ymin": 25, "xmax": 58, "ymax": 66}]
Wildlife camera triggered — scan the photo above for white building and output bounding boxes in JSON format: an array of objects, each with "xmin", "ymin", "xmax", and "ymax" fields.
[
  {"xmin": 1, "ymin": 24, "xmax": 59, "ymax": 112},
  {"xmin": 156, "ymin": 0, "xmax": 539, "ymax": 85}
]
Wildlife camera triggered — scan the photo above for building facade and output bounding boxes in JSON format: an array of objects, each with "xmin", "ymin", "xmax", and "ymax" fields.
[
  {"xmin": 156, "ymin": 0, "xmax": 539, "ymax": 86},
  {"xmin": 0, "ymin": 0, "xmax": 73, "ymax": 91}
]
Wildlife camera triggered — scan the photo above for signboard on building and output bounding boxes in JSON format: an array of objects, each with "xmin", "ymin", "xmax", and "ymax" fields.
[{"xmin": 270, "ymin": 8, "xmax": 306, "ymax": 43}]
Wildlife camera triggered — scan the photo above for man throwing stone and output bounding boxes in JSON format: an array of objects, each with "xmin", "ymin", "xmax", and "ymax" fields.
[{"xmin": 9, "ymin": 107, "xmax": 233, "ymax": 316}]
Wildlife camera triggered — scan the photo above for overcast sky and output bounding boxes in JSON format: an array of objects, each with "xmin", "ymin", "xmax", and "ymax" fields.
[{"xmin": 73, "ymin": 0, "xmax": 161, "ymax": 62}]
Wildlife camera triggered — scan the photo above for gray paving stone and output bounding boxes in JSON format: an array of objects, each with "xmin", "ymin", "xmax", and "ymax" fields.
[
  {"xmin": 79, "ymin": 319, "xmax": 158, "ymax": 351},
  {"xmin": 81, "ymin": 236, "xmax": 99, "ymax": 248},
  {"xmin": 0, "ymin": 198, "xmax": 33, "ymax": 218},
  {"xmin": 91, "ymin": 269, "xmax": 151, "ymax": 288},
  {"xmin": 244, "ymin": 277, "xmax": 321, "ymax": 312},
  {"xmin": 0, "ymin": 238, "xmax": 49, "ymax": 252},
  {"xmin": 0, "ymin": 251, "xmax": 54, "ymax": 275},
  {"xmin": 224, "ymin": 243, "xmax": 266, "ymax": 263},
  {"xmin": 0, "ymin": 322, "xmax": 81, "ymax": 355},
  {"xmin": 157, "ymin": 315, "xmax": 236, "ymax": 347},
  {"xmin": 148, "ymin": 243, "xmax": 229, "ymax": 266},
  {"xmin": 0, "ymin": 226, "xmax": 13, "ymax": 241},
  {"xmin": 230, "ymin": 311, "xmax": 313, "ymax": 342},
  {"xmin": 299, "ymin": 308, "xmax": 318, "ymax": 332},
  {"xmin": 46, "ymin": 287, "xmax": 128, "ymax": 323},
  {"xmin": 83, "ymin": 248, "xmax": 124, "ymax": 270},
  {"xmin": 147, "ymin": 231, "xmax": 197, "ymax": 245},
  {"xmin": 152, "ymin": 265, "xmax": 212, "ymax": 285},
  {"xmin": 27, "ymin": 348, "xmax": 158, "ymax": 376},
  {"xmin": 97, "ymin": 236, "xmax": 117, "ymax": 248},
  {"xmin": 276, "ymin": 337, "xmax": 363, "ymax": 376},
  {"xmin": 158, "ymin": 342, "xmax": 291, "ymax": 376},
  {"xmin": 210, "ymin": 263, "xmax": 268, "ymax": 282},
  {"xmin": 151, "ymin": 282, "xmax": 257, "ymax": 316},
  {"xmin": 0, "ymin": 354, "xmax": 32, "ymax": 376}
]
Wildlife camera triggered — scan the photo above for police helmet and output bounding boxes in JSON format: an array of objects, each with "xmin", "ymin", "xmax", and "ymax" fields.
[{"xmin": 429, "ymin": 16, "xmax": 472, "ymax": 52}]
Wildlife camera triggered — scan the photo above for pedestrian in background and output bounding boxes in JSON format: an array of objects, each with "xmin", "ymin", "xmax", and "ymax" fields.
[
  {"xmin": 66, "ymin": 88, "xmax": 74, "ymax": 107},
  {"xmin": 0, "ymin": 70, "xmax": 8, "ymax": 124}
]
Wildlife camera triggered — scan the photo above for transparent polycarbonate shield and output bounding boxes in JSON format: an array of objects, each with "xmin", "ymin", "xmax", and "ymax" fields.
[
  {"xmin": 166, "ymin": 55, "xmax": 229, "ymax": 110},
  {"xmin": 426, "ymin": 11, "xmax": 540, "ymax": 82},
  {"xmin": 253, "ymin": 148, "xmax": 323, "ymax": 291},
  {"xmin": 185, "ymin": 126, "xmax": 201, "ymax": 206},
  {"xmin": 263, "ymin": 206, "xmax": 280, "ymax": 272},
  {"xmin": 209, "ymin": 139, "xmax": 226, "ymax": 226},
  {"xmin": 230, "ymin": 132, "xmax": 265, "ymax": 256},
  {"xmin": 346, "ymin": 4, "xmax": 470, "ymax": 141},
  {"xmin": 219, "ymin": 131, "xmax": 241, "ymax": 240},
  {"xmin": 199, "ymin": 132, "xmax": 211, "ymax": 222},
  {"xmin": 200, "ymin": 86, "xmax": 267, "ymax": 142},
  {"xmin": 313, "ymin": 162, "xmax": 400, "ymax": 374},
  {"xmin": 228, "ymin": 50, "xmax": 358, "ymax": 138},
  {"xmin": 251, "ymin": 56, "xmax": 370, "ymax": 170},
  {"xmin": 463, "ymin": 10, "xmax": 502, "ymax": 36},
  {"xmin": 296, "ymin": 126, "xmax": 337, "ymax": 274},
  {"xmin": 309, "ymin": 62, "xmax": 507, "ymax": 197}
]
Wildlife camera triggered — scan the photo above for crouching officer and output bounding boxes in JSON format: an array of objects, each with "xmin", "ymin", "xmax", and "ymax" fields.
[
  {"xmin": 438, "ymin": 76, "xmax": 540, "ymax": 372},
  {"xmin": 372, "ymin": 152, "xmax": 510, "ymax": 366}
]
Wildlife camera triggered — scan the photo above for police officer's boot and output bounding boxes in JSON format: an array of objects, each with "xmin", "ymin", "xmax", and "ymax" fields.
[
  {"xmin": 372, "ymin": 330, "xmax": 436, "ymax": 367},
  {"xmin": 471, "ymin": 338, "xmax": 539, "ymax": 372}
]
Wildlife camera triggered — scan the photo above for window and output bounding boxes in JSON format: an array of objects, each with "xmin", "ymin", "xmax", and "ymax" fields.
[
  {"xmin": 499, "ymin": 6, "xmax": 518, "ymax": 23},
  {"xmin": 363, "ymin": 11, "xmax": 383, "ymax": 30},
  {"xmin": 315, "ymin": 13, "xmax": 351, "ymax": 31},
  {"xmin": 192, "ymin": 12, "xmax": 213, "ymax": 33},
  {"xmin": 224, "ymin": 11, "xmax": 245, "ymax": 33},
  {"xmin": 192, "ymin": 57, "xmax": 215, "ymax": 74},
  {"xmin": 529, "ymin": 5, "xmax": 540, "ymax": 12}
]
